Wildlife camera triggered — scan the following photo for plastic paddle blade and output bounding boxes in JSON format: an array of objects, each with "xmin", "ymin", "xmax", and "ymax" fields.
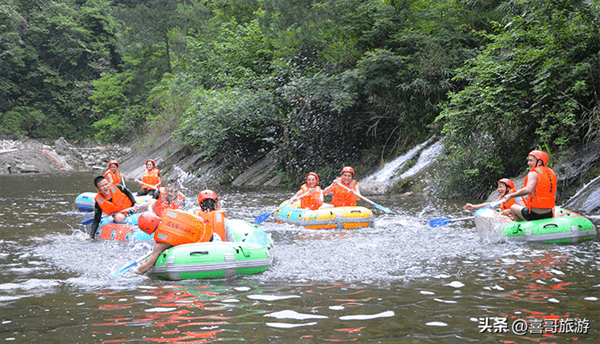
[
  {"xmin": 429, "ymin": 218, "xmax": 451, "ymax": 227},
  {"xmin": 254, "ymin": 212, "xmax": 272, "ymax": 225},
  {"xmin": 374, "ymin": 203, "xmax": 392, "ymax": 213},
  {"xmin": 80, "ymin": 217, "xmax": 94, "ymax": 225},
  {"xmin": 110, "ymin": 261, "xmax": 137, "ymax": 277}
]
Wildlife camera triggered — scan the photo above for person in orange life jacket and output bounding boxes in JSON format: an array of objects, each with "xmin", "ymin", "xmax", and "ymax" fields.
[
  {"xmin": 464, "ymin": 178, "xmax": 525, "ymax": 217},
  {"xmin": 148, "ymin": 179, "xmax": 185, "ymax": 218},
  {"xmin": 134, "ymin": 209, "xmax": 209, "ymax": 275},
  {"xmin": 104, "ymin": 160, "xmax": 125, "ymax": 186},
  {"xmin": 136, "ymin": 159, "xmax": 161, "ymax": 197},
  {"xmin": 290, "ymin": 172, "xmax": 325, "ymax": 210},
  {"xmin": 135, "ymin": 196, "xmax": 213, "ymax": 275},
  {"xmin": 323, "ymin": 166, "xmax": 361, "ymax": 207},
  {"xmin": 503, "ymin": 150, "xmax": 557, "ymax": 221},
  {"xmin": 86, "ymin": 176, "xmax": 138, "ymax": 242},
  {"xmin": 192, "ymin": 189, "xmax": 228, "ymax": 241}
]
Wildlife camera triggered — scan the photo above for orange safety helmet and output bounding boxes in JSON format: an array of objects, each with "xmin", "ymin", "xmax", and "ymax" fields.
[
  {"xmin": 108, "ymin": 160, "xmax": 119, "ymax": 168},
  {"xmin": 138, "ymin": 211, "xmax": 162, "ymax": 234},
  {"xmin": 306, "ymin": 172, "xmax": 319, "ymax": 185},
  {"xmin": 197, "ymin": 189, "xmax": 219, "ymax": 206},
  {"xmin": 145, "ymin": 159, "xmax": 156, "ymax": 168},
  {"xmin": 528, "ymin": 150, "xmax": 549, "ymax": 166},
  {"xmin": 341, "ymin": 166, "xmax": 354, "ymax": 175},
  {"xmin": 497, "ymin": 178, "xmax": 515, "ymax": 190}
]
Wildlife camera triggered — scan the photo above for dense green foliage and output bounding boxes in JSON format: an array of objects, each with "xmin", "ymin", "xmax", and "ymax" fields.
[
  {"xmin": 162, "ymin": 0, "xmax": 495, "ymax": 183},
  {"xmin": 3, "ymin": 0, "xmax": 600, "ymax": 196},
  {"xmin": 438, "ymin": 0, "xmax": 600, "ymax": 198},
  {"xmin": 1, "ymin": 0, "xmax": 119, "ymax": 139}
]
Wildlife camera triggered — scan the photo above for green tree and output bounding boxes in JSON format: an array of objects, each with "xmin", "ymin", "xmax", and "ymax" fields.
[
  {"xmin": 1, "ymin": 0, "xmax": 120, "ymax": 140},
  {"xmin": 437, "ymin": 0, "xmax": 600, "ymax": 198}
]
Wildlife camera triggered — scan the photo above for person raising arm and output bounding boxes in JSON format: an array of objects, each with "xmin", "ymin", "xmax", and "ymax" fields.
[{"xmin": 464, "ymin": 178, "xmax": 524, "ymax": 218}]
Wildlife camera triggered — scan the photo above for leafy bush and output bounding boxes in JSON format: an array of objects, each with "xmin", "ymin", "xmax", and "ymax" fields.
[{"xmin": 437, "ymin": 0, "xmax": 600, "ymax": 198}]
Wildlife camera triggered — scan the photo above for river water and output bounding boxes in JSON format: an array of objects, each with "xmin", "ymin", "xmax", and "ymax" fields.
[{"xmin": 1, "ymin": 172, "xmax": 599, "ymax": 343}]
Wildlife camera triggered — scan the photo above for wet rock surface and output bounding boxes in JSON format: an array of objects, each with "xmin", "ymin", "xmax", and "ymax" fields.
[{"xmin": 0, "ymin": 137, "xmax": 129, "ymax": 175}]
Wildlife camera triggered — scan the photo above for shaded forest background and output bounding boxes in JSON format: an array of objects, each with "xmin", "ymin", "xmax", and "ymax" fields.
[{"xmin": 2, "ymin": 0, "xmax": 599, "ymax": 198}]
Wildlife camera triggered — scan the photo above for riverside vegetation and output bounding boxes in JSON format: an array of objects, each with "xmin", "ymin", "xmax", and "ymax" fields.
[{"xmin": 2, "ymin": 0, "xmax": 600, "ymax": 198}]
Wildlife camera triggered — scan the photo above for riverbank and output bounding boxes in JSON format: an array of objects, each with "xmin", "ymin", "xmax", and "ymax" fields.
[
  {"xmin": 0, "ymin": 137, "xmax": 129, "ymax": 174},
  {"xmin": 2, "ymin": 135, "xmax": 599, "ymax": 215}
]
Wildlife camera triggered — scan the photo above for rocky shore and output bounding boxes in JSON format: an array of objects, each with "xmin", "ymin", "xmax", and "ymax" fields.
[{"xmin": 0, "ymin": 137, "xmax": 130, "ymax": 174}]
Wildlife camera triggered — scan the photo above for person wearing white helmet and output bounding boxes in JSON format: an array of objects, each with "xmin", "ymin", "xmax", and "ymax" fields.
[{"xmin": 503, "ymin": 150, "xmax": 557, "ymax": 221}]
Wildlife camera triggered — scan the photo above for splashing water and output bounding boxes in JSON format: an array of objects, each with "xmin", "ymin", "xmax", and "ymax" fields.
[{"xmin": 473, "ymin": 208, "xmax": 505, "ymax": 243}]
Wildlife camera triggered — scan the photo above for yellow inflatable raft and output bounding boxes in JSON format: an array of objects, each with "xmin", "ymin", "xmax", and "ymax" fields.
[{"xmin": 273, "ymin": 201, "xmax": 374, "ymax": 229}]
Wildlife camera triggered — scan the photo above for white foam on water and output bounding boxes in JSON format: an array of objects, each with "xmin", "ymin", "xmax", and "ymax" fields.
[
  {"xmin": 445, "ymin": 281, "xmax": 465, "ymax": 288},
  {"xmin": 135, "ymin": 295, "xmax": 157, "ymax": 300},
  {"xmin": 339, "ymin": 310, "xmax": 394, "ymax": 321},
  {"xmin": 222, "ymin": 299, "xmax": 240, "ymax": 303},
  {"xmin": 247, "ymin": 294, "xmax": 301, "ymax": 301},
  {"xmin": 0, "ymin": 279, "xmax": 61, "ymax": 291},
  {"xmin": 266, "ymin": 322, "xmax": 318, "ymax": 328},
  {"xmin": 265, "ymin": 310, "xmax": 328, "ymax": 320},
  {"xmin": 433, "ymin": 298, "xmax": 457, "ymax": 304},
  {"xmin": 145, "ymin": 307, "xmax": 177, "ymax": 312}
]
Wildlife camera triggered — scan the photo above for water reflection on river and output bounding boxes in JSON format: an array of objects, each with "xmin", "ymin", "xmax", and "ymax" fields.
[{"xmin": 1, "ymin": 172, "xmax": 599, "ymax": 343}]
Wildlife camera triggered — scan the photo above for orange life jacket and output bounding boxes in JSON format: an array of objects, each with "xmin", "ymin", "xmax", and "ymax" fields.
[
  {"xmin": 142, "ymin": 168, "xmax": 160, "ymax": 190},
  {"xmin": 94, "ymin": 184, "xmax": 133, "ymax": 215},
  {"xmin": 500, "ymin": 188, "xmax": 520, "ymax": 211},
  {"xmin": 154, "ymin": 209, "xmax": 212, "ymax": 246},
  {"xmin": 193, "ymin": 209, "xmax": 228, "ymax": 241},
  {"xmin": 104, "ymin": 169, "xmax": 121, "ymax": 185},
  {"xmin": 524, "ymin": 166, "xmax": 557, "ymax": 209},
  {"xmin": 330, "ymin": 178, "xmax": 358, "ymax": 207},
  {"xmin": 153, "ymin": 188, "xmax": 185, "ymax": 218},
  {"xmin": 300, "ymin": 184, "xmax": 324, "ymax": 210}
]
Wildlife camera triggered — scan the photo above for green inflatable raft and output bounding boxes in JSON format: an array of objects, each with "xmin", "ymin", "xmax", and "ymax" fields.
[
  {"xmin": 476, "ymin": 207, "xmax": 597, "ymax": 244},
  {"xmin": 147, "ymin": 219, "xmax": 274, "ymax": 280}
]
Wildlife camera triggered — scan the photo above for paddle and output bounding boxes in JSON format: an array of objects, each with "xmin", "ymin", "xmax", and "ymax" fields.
[
  {"xmin": 80, "ymin": 203, "xmax": 149, "ymax": 225},
  {"xmin": 429, "ymin": 216, "xmax": 474, "ymax": 228},
  {"xmin": 110, "ymin": 252, "xmax": 151, "ymax": 277},
  {"xmin": 135, "ymin": 179, "xmax": 160, "ymax": 190},
  {"xmin": 474, "ymin": 199, "xmax": 506, "ymax": 216},
  {"xmin": 335, "ymin": 182, "xmax": 392, "ymax": 213},
  {"xmin": 428, "ymin": 199, "xmax": 506, "ymax": 227},
  {"xmin": 254, "ymin": 191, "xmax": 310, "ymax": 225}
]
